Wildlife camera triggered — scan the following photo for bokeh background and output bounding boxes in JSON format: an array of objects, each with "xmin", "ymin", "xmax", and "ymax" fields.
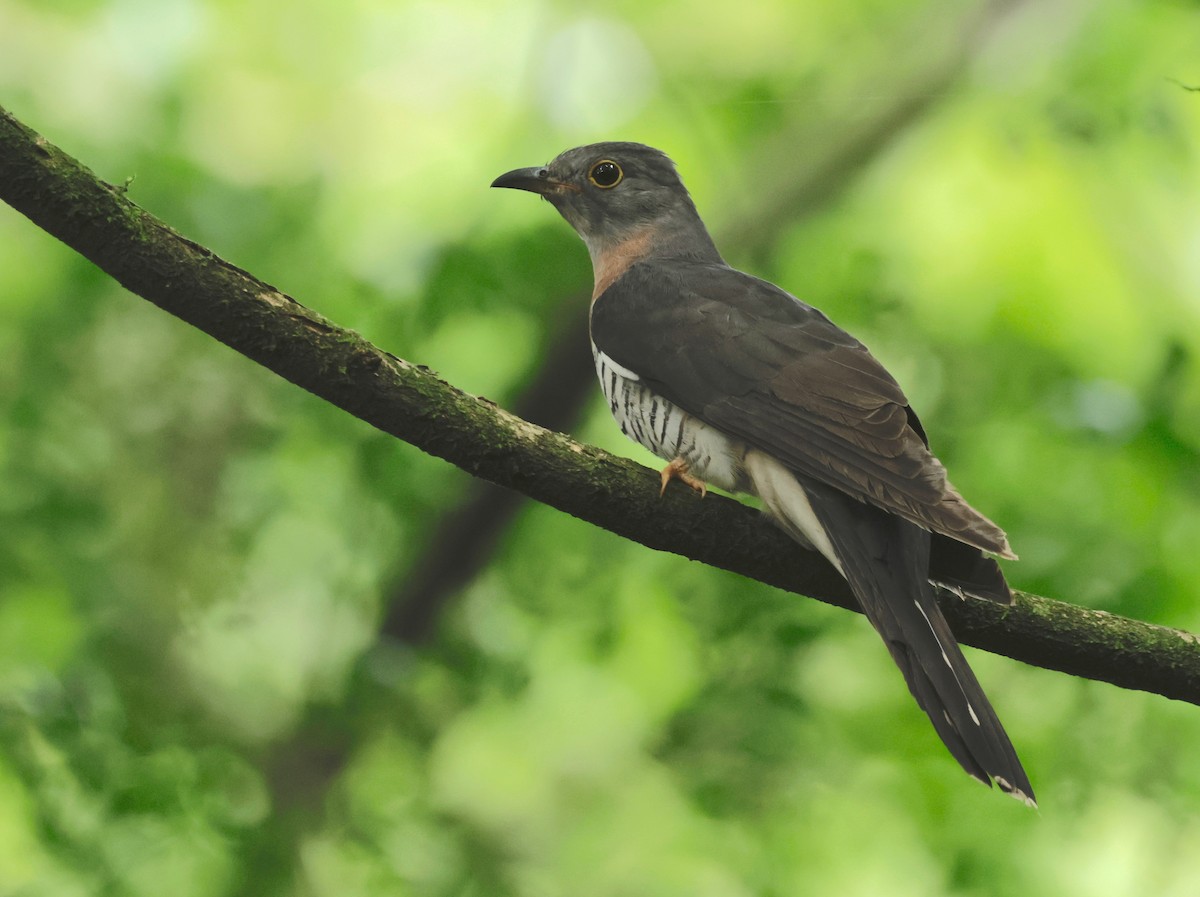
[{"xmin": 3, "ymin": 0, "xmax": 1200, "ymax": 894}]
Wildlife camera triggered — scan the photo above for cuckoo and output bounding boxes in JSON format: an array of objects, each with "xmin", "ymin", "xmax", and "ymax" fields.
[{"xmin": 492, "ymin": 142, "xmax": 1034, "ymax": 805}]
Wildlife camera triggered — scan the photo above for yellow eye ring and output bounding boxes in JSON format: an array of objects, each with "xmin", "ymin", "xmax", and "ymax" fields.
[{"xmin": 588, "ymin": 160, "xmax": 623, "ymax": 189}]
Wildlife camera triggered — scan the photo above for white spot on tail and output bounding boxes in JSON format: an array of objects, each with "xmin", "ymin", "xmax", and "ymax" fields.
[
  {"xmin": 912, "ymin": 598, "xmax": 980, "ymax": 725},
  {"xmin": 995, "ymin": 776, "xmax": 1038, "ymax": 809},
  {"xmin": 913, "ymin": 599, "xmax": 933, "ymax": 626}
]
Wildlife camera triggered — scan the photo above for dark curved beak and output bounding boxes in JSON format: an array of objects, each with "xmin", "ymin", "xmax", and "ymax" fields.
[
  {"xmin": 491, "ymin": 165, "xmax": 561, "ymax": 195},
  {"xmin": 490, "ymin": 166, "xmax": 550, "ymax": 193}
]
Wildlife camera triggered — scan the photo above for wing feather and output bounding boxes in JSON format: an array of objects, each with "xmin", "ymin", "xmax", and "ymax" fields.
[{"xmin": 590, "ymin": 260, "xmax": 1014, "ymax": 558}]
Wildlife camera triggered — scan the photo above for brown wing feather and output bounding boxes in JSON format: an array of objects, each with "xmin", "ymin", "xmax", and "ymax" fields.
[{"xmin": 590, "ymin": 260, "xmax": 1015, "ymax": 559}]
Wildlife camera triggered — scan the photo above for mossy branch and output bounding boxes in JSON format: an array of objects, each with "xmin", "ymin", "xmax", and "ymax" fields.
[{"xmin": 3, "ymin": 104, "xmax": 1199, "ymax": 705}]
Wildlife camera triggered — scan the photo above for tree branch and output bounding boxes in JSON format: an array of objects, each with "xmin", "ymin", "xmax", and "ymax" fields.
[{"xmin": 3, "ymin": 104, "xmax": 1199, "ymax": 705}]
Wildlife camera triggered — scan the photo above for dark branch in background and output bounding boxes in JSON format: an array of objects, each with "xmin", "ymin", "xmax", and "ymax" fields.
[
  {"xmin": 1167, "ymin": 77, "xmax": 1200, "ymax": 92},
  {"xmin": 3, "ymin": 102, "xmax": 1199, "ymax": 706},
  {"xmin": 383, "ymin": 306, "xmax": 593, "ymax": 641},
  {"xmin": 387, "ymin": 0, "xmax": 1029, "ymax": 643}
]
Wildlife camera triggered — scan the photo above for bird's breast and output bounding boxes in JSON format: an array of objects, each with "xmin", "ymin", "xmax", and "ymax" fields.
[{"xmin": 591, "ymin": 343, "xmax": 748, "ymax": 493}]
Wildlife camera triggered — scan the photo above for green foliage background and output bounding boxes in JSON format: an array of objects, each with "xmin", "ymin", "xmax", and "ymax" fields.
[{"xmin": 3, "ymin": 0, "xmax": 1200, "ymax": 894}]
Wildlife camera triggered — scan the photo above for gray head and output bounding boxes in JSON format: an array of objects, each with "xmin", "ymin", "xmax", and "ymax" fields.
[{"xmin": 492, "ymin": 142, "xmax": 721, "ymax": 263}]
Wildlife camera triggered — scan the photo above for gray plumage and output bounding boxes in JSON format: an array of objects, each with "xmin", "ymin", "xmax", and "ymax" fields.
[{"xmin": 493, "ymin": 141, "xmax": 1035, "ymax": 805}]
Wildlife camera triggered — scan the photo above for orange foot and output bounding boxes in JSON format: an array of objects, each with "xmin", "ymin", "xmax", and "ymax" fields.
[{"xmin": 659, "ymin": 457, "xmax": 708, "ymax": 498}]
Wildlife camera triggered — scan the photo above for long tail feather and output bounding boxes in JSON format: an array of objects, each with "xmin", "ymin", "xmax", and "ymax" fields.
[
  {"xmin": 749, "ymin": 451, "xmax": 1034, "ymax": 804},
  {"xmin": 806, "ymin": 480, "xmax": 1034, "ymax": 804}
]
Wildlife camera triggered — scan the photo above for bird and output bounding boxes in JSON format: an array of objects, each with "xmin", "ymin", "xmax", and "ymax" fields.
[{"xmin": 492, "ymin": 141, "xmax": 1034, "ymax": 805}]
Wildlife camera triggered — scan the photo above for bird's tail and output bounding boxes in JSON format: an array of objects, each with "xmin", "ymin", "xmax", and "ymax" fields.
[{"xmin": 747, "ymin": 452, "xmax": 1035, "ymax": 805}]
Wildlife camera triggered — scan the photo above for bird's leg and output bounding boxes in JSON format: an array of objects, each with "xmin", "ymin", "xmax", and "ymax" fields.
[{"xmin": 659, "ymin": 457, "xmax": 708, "ymax": 498}]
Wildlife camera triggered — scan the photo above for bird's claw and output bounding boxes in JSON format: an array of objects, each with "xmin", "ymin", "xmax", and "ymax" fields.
[{"xmin": 659, "ymin": 458, "xmax": 708, "ymax": 498}]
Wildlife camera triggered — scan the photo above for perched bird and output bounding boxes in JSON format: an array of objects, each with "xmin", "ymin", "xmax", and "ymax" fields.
[{"xmin": 492, "ymin": 142, "xmax": 1034, "ymax": 805}]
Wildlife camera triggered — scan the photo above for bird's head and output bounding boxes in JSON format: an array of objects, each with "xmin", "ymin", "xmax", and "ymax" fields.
[{"xmin": 491, "ymin": 142, "xmax": 718, "ymax": 264}]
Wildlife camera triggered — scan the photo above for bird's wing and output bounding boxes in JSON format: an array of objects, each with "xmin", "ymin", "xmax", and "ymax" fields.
[{"xmin": 590, "ymin": 260, "xmax": 1014, "ymax": 559}]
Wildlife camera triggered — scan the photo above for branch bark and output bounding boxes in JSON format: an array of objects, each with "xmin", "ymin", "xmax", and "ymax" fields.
[{"xmin": 3, "ymin": 104, "xmax": 1199, "ymax": 705}]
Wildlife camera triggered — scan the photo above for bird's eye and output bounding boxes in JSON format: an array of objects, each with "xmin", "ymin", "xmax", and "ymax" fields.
[{"xmin": 588, "ymin": 160, "xmax": 623, "ymax": 189}]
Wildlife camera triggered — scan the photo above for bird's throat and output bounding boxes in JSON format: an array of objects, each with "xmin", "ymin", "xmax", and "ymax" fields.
[
  {"xmin": 587, "ymin": 222, "xmax": 722, "ymax": 301},
  {"xmin": 589, "ymin": 228, "xmax": 655, "ymax": 300}
]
